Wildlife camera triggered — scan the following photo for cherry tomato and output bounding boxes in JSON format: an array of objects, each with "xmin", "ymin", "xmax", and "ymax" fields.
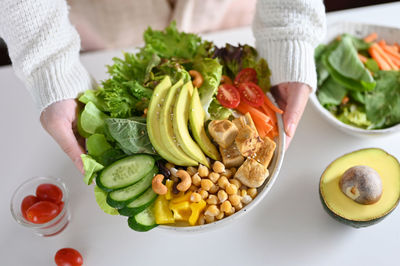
[
  {"xmin": 36, "ymin": 183, "xmax": 63, "ymax": 204},
  {"xmin": 21, "ymin": 195, "xmax": 39, "ymax": 220},
  {"xmin": 234, "ymin": 68, "xmax": 258, "ymax": 85},
  {"xmin": 55, "ymin": 248, "xmax": 83, "ymax": 266},
  {"xmin": 26, "ymin": 201, "xmax": 60, "ymax": 224},
  {"xmin": 236, "ymin": 82, "xmax": 264, "ymax": 107},
  {"xmin": 216, "ymin": 84, "xmax": 240, "ymax": 108}
]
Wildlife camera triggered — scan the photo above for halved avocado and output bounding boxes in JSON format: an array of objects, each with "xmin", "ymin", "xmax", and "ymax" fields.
[{"xmin": 319, "ymin": 148, "xmax": 400, "ymax": 228}]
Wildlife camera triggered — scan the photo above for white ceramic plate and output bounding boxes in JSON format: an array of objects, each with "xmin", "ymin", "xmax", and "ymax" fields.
[{"xmin": 309, "ymin": 21, "xmax": 400, "ymax": 137}]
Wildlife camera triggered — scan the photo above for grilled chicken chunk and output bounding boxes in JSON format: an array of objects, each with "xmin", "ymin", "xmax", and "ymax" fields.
[
  {"xmin": 235, "ymin": 125, "xmax": 263, "ymax": 157},
  {"xmin": 219, "ymin": 143, "xmax": 244, "ymax": 168},
  {"xmin": 254, "ymin": 137, "xmax": 276, "ymax": 167},
  {"xmin": 232, "ymin": 113, "xmax": 257, "ymax": 134},
  {"xmin": 208, "ymin": 120, "xmax": 239, "ymax": 148}
]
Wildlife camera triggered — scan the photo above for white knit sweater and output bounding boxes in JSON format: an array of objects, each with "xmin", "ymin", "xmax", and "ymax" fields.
[{"xmin": 0, "ymin": 0, "xmax": 325, "ymax": 113}]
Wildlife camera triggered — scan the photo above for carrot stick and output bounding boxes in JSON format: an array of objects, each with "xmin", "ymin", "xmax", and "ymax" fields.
[
  {"xmin": 364, "ymin": 32, "xmax": 378, "ymax": 43},
  {"xmin": 369, "ymin": 44, "xmax": 393, "ymax": 70},
  {"xmin": 236, "ymin": 102, "xmax": 273, "ymax": 137},
  {"xmin": 263, "ymin": 95, "xmax": 283, "ymax": 114},
  {"xmin": 261, "ymin": 103, "xmax": 277, "ymax": 126},
  {"xmin": 378, "ymin": 40, "xmax": 386, "ymax": 47},
  {"xmin": 373, "ymin": 44, "xmax": 399, "ymax": 70},
  {"xmin": 357, "ymin": 53, "xmax": 368, "ymax": 64},
  {"xmin": 380, "ymin": 44, "xmax": 400, "ymax": 62}
]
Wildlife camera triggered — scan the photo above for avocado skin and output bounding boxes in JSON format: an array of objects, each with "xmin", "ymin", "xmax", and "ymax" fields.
[{"xmin": 319, "ymin": 148, "xmax": 400, "ymax": 228}]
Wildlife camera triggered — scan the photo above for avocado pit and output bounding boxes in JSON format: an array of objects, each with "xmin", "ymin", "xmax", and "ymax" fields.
[{"xmin": 339, "ymin": 165, "xmax": 382, "ymax": 205}]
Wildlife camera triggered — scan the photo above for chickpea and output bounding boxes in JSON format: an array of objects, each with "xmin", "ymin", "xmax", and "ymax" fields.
[
  {"xmin": 204, "ymin": 205, "xmax": 220, "ymax": 217},
  {"xmin": 206, "ymin": 195, "xmax": 218, "ymax": 205},
  {"xmin": 192, "ymin": 173, "xmax": 201, "ymax": 187},
  {"xmin": 216, "ymin": 211, "xmax": 224, "ymax": 220},
  {"xmin": 235, "ymin": 202, "xmax": 243, "ymax": 211},
  {"xmin": 226, "ymin": 184, "xmax": 238, "ymax": 195},
  {"xmin": 204, "ymin": 214, "xmax": 215, "ymax": 223},
  {"xmin": 222, "ymin": 169, "xmax": 233, "ymax": 178},
  {"xmin": 199, "ymin": 189, "xmax": 209, "ymax": 199},
  {"xmin": 240, "ymin": 185, "xmax": 249, "ymax": 191},
  {"xmin": 209, "ymin": 184, "xmax": 219, "ymax": 194},
  {"xmin": 226, "ymin": 206, "xmax": 236, "ymax": 216},
  {"xmin": 229, "ymin": 194, "xmax": 242, "ymax": 207},
  {"xmin": 241, "ymin": 195, "xmax": 252, "ymax": 205},
  {"xmin": 220, "ymin": 201, "xmax": 232, "ymax": 213},
  {"xmin": 217, "ymin": 190, "xmax": 228, "ymax": 203},
  {"xmin": 230, "ymin": 179, "xmax": 241, "ymax": 189},
  {"xmin": 198, "ymin": 214, "xmax": 205, "ymax": 225},
  {"xmin": 212, "ymin": 161, "xmax": 225, "ymax": 174},
  {"xmin": 186, "ymin": 166, "xmax": 197, "ymax": 176},
  {"xmin": 209, "ymin": 172, "xmax": 220, "ymax": 183},
  {"xmin": 240, "ymin": 189, "xmax": 248, "ymax": 197},
  {"xmin": 198, "ymin": 164, "xmax": 209, "ymax": 177},
  {"xmin": 217, "ymin": 176, "xmax": 230, "ymax": 189},
  {"xmin": 247, "ymin": 188, "xmax": 258, "ymax": 198},
  {"xmin": 190, "ymin": 192, "xmax": 202, "ymax": 203},
  {"xmin": 201, "ymin": 179, "xmax": 213, "ymax": 191}
]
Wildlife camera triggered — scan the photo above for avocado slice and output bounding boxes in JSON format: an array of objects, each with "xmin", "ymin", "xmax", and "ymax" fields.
[
  {"xmin": 159, "ymin": 79, "xmax": 197, "ymax": 166},
  {"xmin": 173, "ymin": 81, "xmax": 209, "ymax": 167},
  {"xmin": 189, "ymin": 87, "xmax": 220, "ymax": 161},
  {"xmin": 319, "ymin": 148, "xmax": 400, "ymax": 228},
  {"xmin": 146, "ymin": 77, "xmax": 189, "ymax": 165}
]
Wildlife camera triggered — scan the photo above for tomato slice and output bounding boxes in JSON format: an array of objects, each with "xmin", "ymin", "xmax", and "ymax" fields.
[
  {"xmin": 21, "ymin": 195, "xmax": 39, "ymax": 220},
  {"xmin": 234, "ymin": 68, "xmax": 257, "ymax": 85},
  {"xmin": 36, "ymin": 183, "xmax": 63, "ymax": 204},
  {"xmin": 217, "ymin": 84, "xmax": 240, "ymax": 108},
  {"xmin": 236, "ymin": 82, "xmax": 264, "ymax": 107},
  {"xmin": 26, "ymin": 201, "xmax": 60, "ymax": 224},
  {"xmin": 55, "ymin": 248, "xmax": 83, "ymax": 266}
]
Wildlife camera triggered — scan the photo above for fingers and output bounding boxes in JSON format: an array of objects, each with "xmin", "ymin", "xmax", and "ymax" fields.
[{"xmin": 283, "ymin": 83, "xmax": 311, "ymax": 138}]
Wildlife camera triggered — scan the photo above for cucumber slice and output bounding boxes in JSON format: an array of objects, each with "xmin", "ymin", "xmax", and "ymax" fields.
[
  {"xmin": 118, "ymin": 187, "xmax": 158, "ymax": 216},
  {"xmin": 107, "ymin": 166, "xmax": 157, "ymax": 209},
  {"xmin": 128, "ymin": 204, "xmax": 158, "ymax": 232},
  {"xmin": 96, "ymin": 155, "xmax": 155, "ymax": 192}
]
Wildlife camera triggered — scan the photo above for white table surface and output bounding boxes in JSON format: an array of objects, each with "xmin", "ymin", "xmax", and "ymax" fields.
[{"xmin": 1, "ymin": 3, "xmax": 400, "ymax": 266}]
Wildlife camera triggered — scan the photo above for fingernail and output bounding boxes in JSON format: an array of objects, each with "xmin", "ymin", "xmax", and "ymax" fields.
[{"xmin": 286, "ymin": 123, "xmax": 296, "ymax": 137}]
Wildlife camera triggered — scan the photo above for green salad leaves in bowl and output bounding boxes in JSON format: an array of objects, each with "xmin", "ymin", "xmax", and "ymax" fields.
[{"xmin": 310, "ymin": 22, "xmax": 400, "ymax": 136}]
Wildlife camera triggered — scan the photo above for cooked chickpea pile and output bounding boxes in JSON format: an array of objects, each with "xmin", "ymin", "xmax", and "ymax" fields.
[{"xmin": 162, "ymin": 161, "xmax": 258, "ymax": 225}]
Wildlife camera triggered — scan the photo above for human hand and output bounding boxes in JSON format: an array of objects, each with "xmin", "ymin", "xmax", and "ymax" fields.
[
  {"xmin": 270, "ymin": 82, "xmax": 311, "ymax": 150},
  {"xmin": 40, "ymin": 99, "xmax": 85, "ymax": 173}
]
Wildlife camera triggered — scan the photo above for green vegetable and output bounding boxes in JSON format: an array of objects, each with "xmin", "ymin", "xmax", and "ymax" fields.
[
  {"xmin": 337, "ymin": 105, "xmax": 372, "ymax": 128},
  {"xmin": 365, "ymin": 58, "xmax": 380, "ymax": 73},
  {"xmin": 193, "ymin": 58, "xmax": 223, "ymax": 119},
  {"xmin": 81, "ymin": 154, "xmax": 104, "ymax": 185},
  {"xmin": 80, "ymin": 102, "xmax": 109, "ymax": 134},
  {"xmin": 86, "ymin": 134, "xmax": 112, "ymax": 157},
  {"xmin": 208, "ymin": 98, "xmax": 232, "ymax": 120},
  {"xmin": 317, "ymin": 77, "xmax": 347, "ymax": 106},
  {"xmin": 366, "ymin": 71, "xmax": 400, "ymax": 128},
  {"xmin": 118, "ymin": 187, "xmax": 157, "ymax": 217},
  {"xmin": 105, "ymin": 117, "xmax": 156, "ymax": 155},
  {"xmin": 94, "ymin": 186, "xmax": 119, "ymax": 215},
  {"xmin": 96, "ymin": 148, "xmax": 126, "ymax": 167},
  {"xmin": 128, "ymin": 204, "xmax": 158, "ymax": 232},
  {"xmin": 78, "ymin": 90, "xmax": 108, "ymax": 111}
]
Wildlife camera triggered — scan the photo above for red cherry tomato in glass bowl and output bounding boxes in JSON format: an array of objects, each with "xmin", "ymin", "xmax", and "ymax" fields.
[
  {"xmin": 21, "ymin": 195, "xmax": 39, "ymax": 220},
  {"xmin": 236, "ymin": 82, "xmax": 264, "ymax": 107},
  {"xmin": 26, "ymin": 201, "xmax": 60, "ymax": 224},
  {"xmin": 55, "ymin": 248, "xmax": 83, "ymax": 266},
  {"xmin": 234, "ymin": 68, "xmax": 258, "ymax": 86},
  {"xmin": 217, "ymin": 84, "xmax": 240, "ymax": 108},
  {"xmin": 36, "ymin": 183, "xmax": 63, "ymax": 204}
]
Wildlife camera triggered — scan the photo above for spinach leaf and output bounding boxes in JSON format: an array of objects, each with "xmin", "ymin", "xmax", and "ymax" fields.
[
  {"xmin": 96, "ymin": 148, "xmax": 127, "ymax": 167},
  {"xmin": 366, "ymin": 71, "xmax": 400, "ymax": 128},
  {"xmin": 317, "ymin": 77, "xmax": 347, "ymax": 106},
  {"xmin": 105, "ymin": 118, "xmax": 156, "ymax": 155}
]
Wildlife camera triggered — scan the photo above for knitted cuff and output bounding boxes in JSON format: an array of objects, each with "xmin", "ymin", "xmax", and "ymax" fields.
[
  {"xmin": 255, "ymin": 39, "xmax": 317, "ymax": 91},
  {"xmin": 26, "ymin": 57, "xmax": 95, "ymax": 113}
]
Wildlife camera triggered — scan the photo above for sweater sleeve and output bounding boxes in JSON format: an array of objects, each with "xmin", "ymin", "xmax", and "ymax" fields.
[
  {"xmin": 252, "ymin": 0, "xmax": 326, "ymax": 91},
  {"xmin": 0, "ymin": 0, "xmax": 95, "ymax": 112}
]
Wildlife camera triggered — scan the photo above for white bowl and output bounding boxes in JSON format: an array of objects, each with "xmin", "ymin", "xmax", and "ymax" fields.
[
  {"xmin": 159, "ymin": 105, "xmax": 286, "ymax": 232},
  {"xmin": 309, "ymin": 21, "xmax": 400, "ymax": 137}
]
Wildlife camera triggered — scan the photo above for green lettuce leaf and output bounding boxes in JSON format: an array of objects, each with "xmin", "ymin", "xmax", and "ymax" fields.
[
  {"xmin": 86, "ymin": 134, "xmax": 112, "ymax": 157},
  {"xmin": 105, "ymin": 117, "xmax": 156, "ymax": 155},
  {"xmin": 80, "ymin": 102, "xmax": 109, "ymax": 134},
  {"xmin": 365, "ymin": 70, "xmax": 400, "ymax": 129},
  {"xmin": 336, "ymin": 104, "xmax": 372, "ymax": 129},
  {"xmin": 94, "ymin": 186, "xmax": 119, "ymax": 215},
  {"xmin": 78, "ymin": 90, "xmax": 108, "ymax": 112},
  {"xmin": 81, "ymin": 154, "xmax": 104, "ymax": 185},
  {"xmin": 208, "ymin": 98, "xmax": 233, "ymax": 120}
]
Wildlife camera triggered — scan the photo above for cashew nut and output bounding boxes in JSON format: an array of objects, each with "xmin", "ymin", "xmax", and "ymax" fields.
[
  {"xmin": 189, "ymin": 70, "xmax": 204, "ymax": 88},
  {"xmin": 220, "ymin": 75, "xmax": 233, "ymax": 85},
  {"xmin": 176, "ymin": 170, "xmax": 192, "ymax": 192},
  {"xmin": 152, "ymin": 174, "xmax": 167, "ymax": 195}
]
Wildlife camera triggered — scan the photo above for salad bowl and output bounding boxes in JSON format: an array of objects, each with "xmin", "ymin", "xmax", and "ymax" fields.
[{"xmin": 310, "ymin": 21, "xmax": 400, "ymax": 137}]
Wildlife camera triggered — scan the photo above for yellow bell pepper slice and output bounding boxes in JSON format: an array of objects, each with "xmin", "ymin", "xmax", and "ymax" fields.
[
  {"xmin": 170, "ymin": 191, "xmax": 192, "ymax": 204},
  {"xmin": 165, "ymin": 180, "xmax": 174, "ymax": 200},
  {"xmin": 189, "ymin": 199, "xmax": 206, "ymax": 226},
  {"xmin": 154, "ymin": 195, "xmax": 174, "ymax": 224},
  {"xmin": 169, "ymin": 201, "xmax": 191, "ymax": 221}
]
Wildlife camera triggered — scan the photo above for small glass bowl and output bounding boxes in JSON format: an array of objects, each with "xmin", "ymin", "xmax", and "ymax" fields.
[{"xmin": 10, "ymin": 176, "xmax": 71, "ymax": 237}]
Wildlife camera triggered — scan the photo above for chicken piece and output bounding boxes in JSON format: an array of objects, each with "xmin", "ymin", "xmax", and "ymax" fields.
[
  {"xmin": 219, "ymin": 143, "xmax": 244, "ymax": 168},
  {"xmin": 232, "ymin": 113, "xmax": 257, "ymax": 134},
  {"xmin": 208, "ymin": 120, "xmax": 239, "ymax": 148},
  {"xmin": 254, "ymin": 137, "xmax": 276, "ymax": 167},
  {"xmin": 234, "ymin": 158, "xmax": 269, "ymax": 188},
  {"xmin": 235, "ymin": 125, "xmax": 263, "ymax": 157}
]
